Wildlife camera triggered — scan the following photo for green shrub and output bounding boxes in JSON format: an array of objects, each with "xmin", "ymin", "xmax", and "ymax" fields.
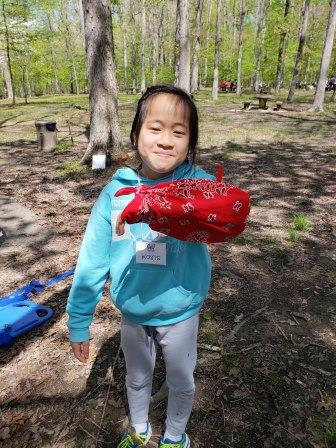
[
  {"xmin": 273, "ymin": 247, "xmax": 291, "ymax": 264},
  {"xmin": 292, "ymin": 213, "xmax": 310, "ymax": 232},
  {"xmin": 58, "ymin": 160, "xmax": 88, "ymax": 179},
  {"xmin": 52, "ymin": 138, "xmax": 73, "ymax": 153},
  {"xmin": 233, "ymin": 234, "xmax": 253, "ymax": 245}
]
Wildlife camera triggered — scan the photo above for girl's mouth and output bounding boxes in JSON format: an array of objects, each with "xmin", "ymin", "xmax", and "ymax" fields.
[{"xmin": 154, "ymin": 152, "xmax": 173, "ymax": 158}]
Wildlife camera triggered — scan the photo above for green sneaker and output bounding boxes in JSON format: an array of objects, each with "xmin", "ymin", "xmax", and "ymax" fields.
[
  {"xmin": 158, "ymin": 433, "xmax": 190, "ymax": 448},
  {"xmin": 117, "ymin": 422, "xmax": 152, "ymax": 448}
]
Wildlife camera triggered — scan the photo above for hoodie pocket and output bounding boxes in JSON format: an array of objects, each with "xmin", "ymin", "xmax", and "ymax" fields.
[{"xmin": 113, "ymin": 266, "xmax": 196, "ymax": 319}]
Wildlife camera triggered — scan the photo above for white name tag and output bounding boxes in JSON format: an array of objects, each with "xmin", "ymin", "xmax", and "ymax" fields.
[
  {"xmin": 135, "ymin": 241, "xmax": 166, "ymax": 266},
  {"xmin": 92, "ymin": 154, "xmax": 106, "ymax": 170}
]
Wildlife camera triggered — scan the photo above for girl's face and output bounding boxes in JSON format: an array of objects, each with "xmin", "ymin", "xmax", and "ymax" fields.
[{"xmin": 136, "ymin": 93, "xmax": 190, "ymax": 179}]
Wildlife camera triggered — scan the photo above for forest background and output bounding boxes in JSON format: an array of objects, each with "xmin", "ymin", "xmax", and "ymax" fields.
[{"xmin": 1, "ymin": 0, "xmax": 335, "ymax": 102}]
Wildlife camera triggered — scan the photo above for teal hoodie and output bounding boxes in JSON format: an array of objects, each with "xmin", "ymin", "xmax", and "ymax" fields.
[{"xmin": 66, "ymin": 161, "xmax": 214, "ymax": 342}]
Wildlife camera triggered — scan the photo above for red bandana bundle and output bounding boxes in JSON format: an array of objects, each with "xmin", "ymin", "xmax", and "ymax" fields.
[{"xmin": 115, "ymin": 166, "xmax": 250, "ymax": 244}]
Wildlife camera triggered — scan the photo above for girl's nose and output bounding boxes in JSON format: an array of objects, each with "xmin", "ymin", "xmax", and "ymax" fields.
[{"xmin": 158, "ymin": 131, "xmax": 173, "ymax": 148}]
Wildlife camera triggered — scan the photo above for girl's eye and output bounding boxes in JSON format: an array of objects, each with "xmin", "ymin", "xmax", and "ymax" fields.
[
  {"xmin": 150, "ymin": 127, "xmax": 160, "ymax": 131},
  {"xmin": 174, "ymin": 131, "xmax": 185, "ymax": 136}
]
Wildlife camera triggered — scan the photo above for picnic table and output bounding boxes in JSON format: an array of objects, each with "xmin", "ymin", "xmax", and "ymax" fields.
[{"xmin": 255, "ymin": 94, "xmax": 274, "ymax": 109}]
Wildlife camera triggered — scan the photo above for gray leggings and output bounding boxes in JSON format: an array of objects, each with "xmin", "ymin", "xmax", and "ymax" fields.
[{"xmin": 121, "ymin": 314, "xmax": 199, "ymax": 437}]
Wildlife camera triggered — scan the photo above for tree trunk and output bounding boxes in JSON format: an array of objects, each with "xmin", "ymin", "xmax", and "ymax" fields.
[
  {"xmin": 203, "ymin": 0, "xmax": 212, "ymax": 87},
  {"xmin": 130, "ymin": 1, "xmax": 137, "ymax": 92},
  {"xmin": 140, "ymin": 0, "xmax": 146, "ymax": 93},
  {"xmin": 303, "ymin": 54, "xmax": 310, "ymax": 85},
  {"xmin": 174, "ymin": 0, "xmax": 181, "ymax": 86},
  {"xmin": 1, "ymin": 0, "xmax": 15, "ymax": 104},
  {"xmin": 76, "ymin": 0, "xmax": 85, "ymax": 49},
  {"xmin": 274, "ymin": 0, "xmax": 291, "ymax": 92},
  {"xmin": 151, "ymin": 10, "xmax": 159, "ymax": 85},
  {"xmin": 158, "ymin": 5, "xmax": 165, "ymax": 66},
  {"xmin": 236, "ymin": 0, "xmax": 246, "ymax": 96},
  {"xmin": 309, "ymin": 0, "xmax": 336, "ymax": 111},
  {"xmin": 46, "ymin": 13, "xmax": 62, "ymax": 94},
  {"xmin": 212, "ymin": 0, "xmax": 222, "ymax": 100},
  {"xmin": 191, "ymin": 0, "xmax": 203, "ymax": 93},
  {"xmin": 22, "ymin": 66, "xmax": 28, "ymax": 104},
  {"xmin": 0, "ymin": 51, "xmax": 14, "ymax": 101},
  {"xmin": 26, "ymin": 69, "xmax": 32, "ymax": 97},
  {"xmin": 287, "ymin": 0, "xmax": 310, "ymax": 102},
  {"xmin": 176, "ymin": 0, "xmax": 190, "ymax": 93},
  {"xmin": 120, "ymin": 3, "xmax": 128, "ymax": 90},
  {"xmin": 63, "ymin": 10, "xmax": 80, "ymax": 95},
  {"xmin": 253, "ymin": 0, "xmax": 269, "ymax": 92},
  {"xmin": 81, "ymin": 0, "xmax": 123, "ymax": 164}
]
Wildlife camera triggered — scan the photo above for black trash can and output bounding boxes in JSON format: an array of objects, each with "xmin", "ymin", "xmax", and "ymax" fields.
[{"xmin": 35, "ymin": 120, "xmax": 58, "ymax": 151}]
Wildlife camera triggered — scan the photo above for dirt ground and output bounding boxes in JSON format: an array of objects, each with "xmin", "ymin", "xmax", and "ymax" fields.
[{"xmin": 0, "ymin": 96, "xmax": 336, "ymax": 448}]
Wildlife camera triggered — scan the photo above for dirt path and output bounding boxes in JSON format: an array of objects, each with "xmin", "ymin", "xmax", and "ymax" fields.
[{"xmin": 0, "ymin": 105, "xmax": 335, "ymax": 448}]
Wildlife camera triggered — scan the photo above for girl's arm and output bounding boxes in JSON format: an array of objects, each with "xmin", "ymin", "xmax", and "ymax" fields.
[{"xmin": 66, "ymin": 188, "xmax": 112, "ymax": 344}]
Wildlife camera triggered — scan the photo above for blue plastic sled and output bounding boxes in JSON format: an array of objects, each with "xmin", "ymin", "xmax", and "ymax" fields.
[
  {"xmin": 0, "ymin": 268, "xmax": 74, "ymax": 347},
  {"xmin": 0, "ymin": 300, "xmax": 53, "ymax": 347}
]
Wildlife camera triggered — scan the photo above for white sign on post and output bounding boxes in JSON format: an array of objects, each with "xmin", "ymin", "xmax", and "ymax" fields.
[{"xmin": 92, "ymin": 154, "xmax": 106, "ymax": 170}]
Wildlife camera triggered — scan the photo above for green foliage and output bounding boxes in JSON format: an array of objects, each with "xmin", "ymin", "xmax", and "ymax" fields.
[
  {"xmin": 233, "ymin": 234, "xmax": 253, "ymax": 245},
  {"xmin": 273, "ymin": 246, "xmax": 291, "ymax": 264},
  {"xmin": 287, "ymin": 228, "xmax": 300, "ymax": 243},
  {"xmin": 317, "ymin": 411, "xmax": 336, "ymax": 446},
  {"xmin": 224, "ymin": 353, "xmax": 240, "ymax": 367},
  {"xmin": 52, "ymin": 137, "xmax": 73, "ymax": 153},
  {"xmin": 263, "ymin": 235, "xmax": 278, "ymax": 245},
  {"xmin": 203, "ymin": 310, "xmax": 214, "ymax": 321},
  {"xmin": 292, "ymin": 213, "xmax": 310, "ymax": 232},
  {"xmin": 0, "ymin": 0, "xmax": 332, "ymax": 104},
  {"xmin": 202, "ymin": 321, "xmax": 219, "ymax": 346},
  {"xmin": 58, "ymin": 160, "xmax": 88, "ymax": 179}
]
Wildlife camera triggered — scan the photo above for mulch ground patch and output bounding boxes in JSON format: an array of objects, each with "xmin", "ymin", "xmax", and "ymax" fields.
[{"xmin": 0, "ymin": 106, "xmax": 335, "ymax": 448}]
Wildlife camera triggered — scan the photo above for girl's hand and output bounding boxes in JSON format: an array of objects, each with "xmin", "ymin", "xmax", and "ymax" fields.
[
  {"xmin": 116, "ymin": 213, "xmax": 125, "ymax": 236},
  {"xmin": 70, "ymin": 341, "xmax": 90, "ymax": 363}
]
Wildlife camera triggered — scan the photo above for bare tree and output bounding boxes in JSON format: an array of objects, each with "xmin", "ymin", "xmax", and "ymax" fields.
[
  {"xmin": 191, "ymin": 0, "xmax": 203, "ymax": 93},
  {"xmin": 236, "ymin": 0, "xmax": 246, "ymax": 96},
  {"xmin": 252, "ymin": 0, "xmax": 269, "ymax": 92},
  {"xmin": 119, "ymin": 2, "xmax": 128, "ymax": 90},
  {"xmin": 212, "ymin": 0, "xmax": 222, "ymax": 100},
  {"xmin": 46, "ymin": 13, "xmax": 62, "ymax": 94},
  {"xmin": 76, "ymin": 0, "xmax": 85, "ymax": 47},
  {"xmin": 274, "ymin": 0, "xmax": 291, "ymax": 92},
  {"xmin": 0, "ymin": 51, "xmax": 14, "ymax": 101},
  {"xmin": 174, "ymin": 0, "xmax": 181, "ymax": 85},
  {"xmin": 309, "ymin": 0, "xmax": 336, "ymax": 111},
  {"xmin": 130, "ymin": 1, "xmax": 137, "ymax": 93},
  {"xmin": 202, "ymin": 0, "xmax": 212, "ymax": 87},
  {"xmin": 140, "ymin": 0, "xmax": 146, "ymax": 92},
  {"xmin": 151, "ymin": 9, "xmax": 160, "ymax": 85},
  {"xmin": 287, "ymin": 0, "xmax": 310, "ymax": 102},
  {"xmin": 1, "ymin": 0, "xmax": 15, "ymax": 104},
  {"xmin": 176, "ymin": 0, "xmax": 190, "ymax": 93},
  {"xmin": 81, "ymin": 0, "xmax": 122, "ymax": 164},
  {"xmin": 60, "ymin": 6, "xmax": 80, "ymax": 95},
  {"xmin": 158, "ymin": 5, "xmax": 165, "ymax": 66}
]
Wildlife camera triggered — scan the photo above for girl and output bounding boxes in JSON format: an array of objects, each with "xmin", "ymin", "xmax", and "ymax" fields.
[{"xmin": 66, "ymin": 85, "xmax": 214, "ymax": 448}]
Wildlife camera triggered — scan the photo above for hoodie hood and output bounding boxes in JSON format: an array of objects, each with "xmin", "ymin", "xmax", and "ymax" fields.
[{"xmin": 112, "ymin": 160, "xmax": 198, "ymax": 186}]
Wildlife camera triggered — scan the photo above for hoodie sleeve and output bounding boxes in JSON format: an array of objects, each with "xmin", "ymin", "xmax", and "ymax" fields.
[{"xmin": 66, "ymin": 187, "xmax": 112, "ymax": 342}]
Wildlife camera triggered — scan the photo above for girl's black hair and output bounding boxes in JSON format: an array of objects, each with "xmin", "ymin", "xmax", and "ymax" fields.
[{"xmin": 130, "ymin": 85, "xmax": 198, "ymax": 164}]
